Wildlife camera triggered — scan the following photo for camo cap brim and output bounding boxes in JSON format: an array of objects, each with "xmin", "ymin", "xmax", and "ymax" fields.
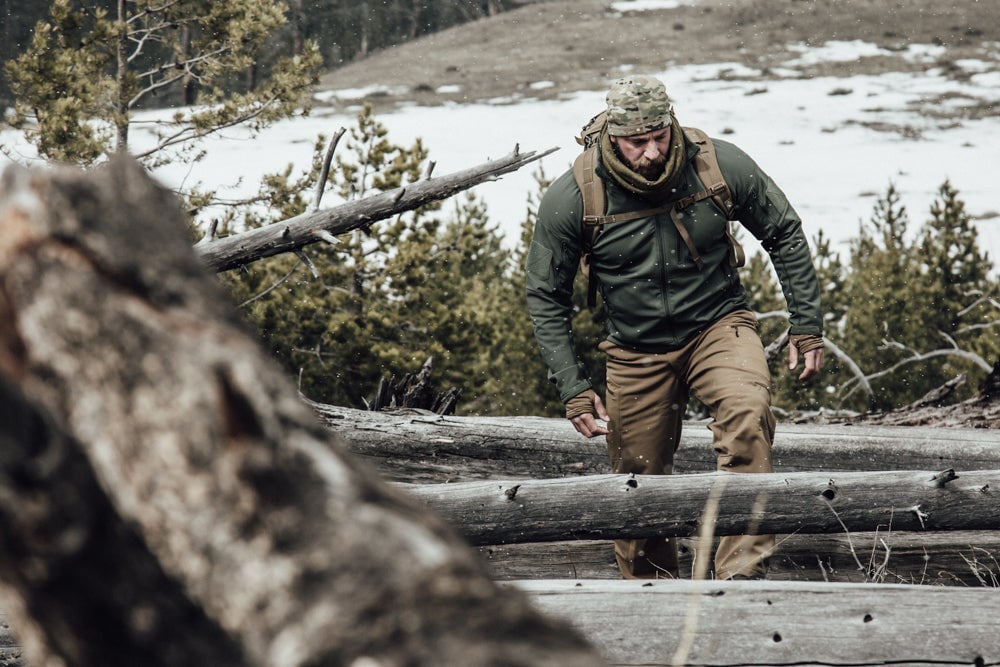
[{"xmin": 605, "ymin": 75, "xmax": 674, "ymax": 137}]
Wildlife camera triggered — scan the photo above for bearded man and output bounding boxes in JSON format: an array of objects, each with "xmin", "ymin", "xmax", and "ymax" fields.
[{"xmin": 525, "ymin": 75, "xmax": 824, "ymax": 580}]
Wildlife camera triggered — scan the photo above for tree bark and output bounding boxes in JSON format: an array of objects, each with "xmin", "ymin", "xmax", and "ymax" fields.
[
  {"xmin": 479, "ymin": 531, "xmax": 1000, "ymax": 586},
  {"xmin": 195, "ymin": 146, "xmax": 557, "ymax": 272},
  {"xmin": 404, "ymin": 469, "xmax": 1000, "ymax": 545},
  {"xmin": 0, "ymin": 158, "xmax": 604, "ymax": 667},
  {"xmin": 311, "ymin": 403, "xmax": 1000, "ymax": 483},
  {"xmin": 513, "ymin": 579, "xmax": 1000, "ymax": 667},
  {"xmin": 311, "ymin": 402, "xmax": 610, "ymax": 483}
]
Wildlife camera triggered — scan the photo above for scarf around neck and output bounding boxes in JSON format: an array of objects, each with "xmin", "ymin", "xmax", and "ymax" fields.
[{"xmin": 599, "ymin": 115, "xmax": 686, "ymax": 203}]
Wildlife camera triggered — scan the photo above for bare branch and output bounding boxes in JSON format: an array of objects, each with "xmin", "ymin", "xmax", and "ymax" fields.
[
  {"xmin": 313, "ymin": 230, "xmax": 340, "ymax": 247},
  {"xmin": 314, "ymin": 128, "xmax": 347, "ymax": 211},
  {"xmin": 825, "ymin": 337, "xmax": 877, "ymax": 410},
  {"xmin": 295, "ymin": 250, "xmax": 319, "ymax": 278},
  {"xmin": 877, "ymin": 340, "xmax": 991, "ymax": 373},
  {"xmin": 130, "ymin": 94, "xmax": 284, "ymax": 159},
  {"xmin": 196, "ymin": 146, "xmax": 559, "ymax": 272},
  {"xmin": 955, "ymin": 320, "xmax": 1000, "ymax": 335},
  {"xmin": 238, "ymin": 258, "xmax": 304, "ymax": 308},
  {"xmin": 957, "ymin": 291, "xmax": 1000, "ymax": 317},
  {"xmin": 128, "ymin": 71, "xmax": 191, "ymax": 107},
  {"xmin": 125, "ymin": 0, "xmax": 183, "ymax": 25},
  {"xmin": 763, "ymin": 327, "xmax": 788, "ymax": 366}
]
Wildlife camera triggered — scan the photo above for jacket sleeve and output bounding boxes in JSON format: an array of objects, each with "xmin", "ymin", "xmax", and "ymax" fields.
[
  {"xmin": 525, "ymin": 170, "xmax": 593, "ymax": 402},
  {"xmin": 717, "ymin": 140, "xmax": 824, "ymax": 337}
]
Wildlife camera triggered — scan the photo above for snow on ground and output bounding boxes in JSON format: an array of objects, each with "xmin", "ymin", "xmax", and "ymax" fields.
[
  {"xmin": 610, "ymin": 0, "xmax": 692, "ymax": 12},
  {"xmin": 2, "ymin": 39, "xmax": 999, "ymax": 268}
]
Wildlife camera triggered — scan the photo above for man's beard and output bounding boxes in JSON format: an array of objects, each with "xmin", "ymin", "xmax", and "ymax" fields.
[{"xmin": 628, "ymin": 154, "xmax": 666, "ymax": 180}]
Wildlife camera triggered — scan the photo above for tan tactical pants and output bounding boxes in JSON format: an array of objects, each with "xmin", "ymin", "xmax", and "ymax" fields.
[{"xmin": 601, "ymin": 309, "xmax": 776, "ymax": 580}]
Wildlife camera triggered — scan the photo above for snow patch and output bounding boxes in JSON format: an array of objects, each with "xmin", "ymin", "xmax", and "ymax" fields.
[{"xmin": 610, "ymin": 0, "xmax": 697, "ymax": 11}]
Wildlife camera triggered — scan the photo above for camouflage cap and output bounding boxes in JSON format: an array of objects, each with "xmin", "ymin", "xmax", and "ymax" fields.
[{"xmin": 605, "ymin": 75, "xmax": 673, "ymax": 137}]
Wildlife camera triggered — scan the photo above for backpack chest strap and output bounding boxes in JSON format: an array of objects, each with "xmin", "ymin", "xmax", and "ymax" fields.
[
  {"xmin": 585, "ymin": 197, "xmax": 708, "ymax": 272},
  {"xmin": 583, "ymin": 201, "xmax": 674, "ymax": 227},
  {"xmin": 673, "ymin": 182, "xmax": 729, "ymax": 212}
]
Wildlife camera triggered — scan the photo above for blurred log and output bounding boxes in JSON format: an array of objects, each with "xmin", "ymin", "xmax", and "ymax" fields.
[
  {"xmin": 311, "ymin": 403, "xmax": 1000, "ymax": 483},
  {"xmin": 479, "ymin": 531, "xmax": 1000, "ymax": 586},
  {"xmin": 513, "ymin": 579, "xmax": 1000, "ymax": 667},
  {"xmin": 0, "ymin": 158, "xmax": 604, "ymax": 667},
  {"xmin": 404, "ymin": 469, "xmax": 1000, "ymax": 545}
]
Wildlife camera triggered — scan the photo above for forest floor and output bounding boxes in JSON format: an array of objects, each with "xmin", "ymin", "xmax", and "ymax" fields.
[{"xmin": 316, "ymin": 0, "xmax": 999, "ymax": 428}]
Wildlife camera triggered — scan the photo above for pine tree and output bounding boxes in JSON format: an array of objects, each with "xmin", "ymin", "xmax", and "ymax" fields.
[
  {"xmin": 5, "ymin": 0, "xmax": 320, "ymax": 167},
  {"xmin": 232, "ymin": 106, "xmax": 428, "ymax": 407},
  {"xmin": 835, "ymin": 181, "xmax": 999, "ymax": 410},
  {"xmin": 913, "ymin": 180, "xmax": 999, "ymax": 396},
  {"xmin": 840, "ymin": 183, "xmax": 921, "ymax": 410},
  {"xmin": 775, "ymin": 230, "xmax": 852, "ymax": 414},
  {"xmin": 503, "ymin": 166, "xmax": 570, "ymax": 417},
  {"xmin": 228, "ymin": 106, "xmax": 533, "ymax": 414},
  {"xmin": 507, "ymin": 165, "xmax": 612, "ymax": 417}
]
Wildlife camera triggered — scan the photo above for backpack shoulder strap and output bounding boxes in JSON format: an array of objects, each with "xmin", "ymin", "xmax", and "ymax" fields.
[
  {"xmin": 683, "ymin": 127, "xmax": 745, "ymax": 268},
  {"xmin": 572, "ymin": 146, "xmax": 605, "ymax": 308},
  {"xmin": 573, "ymin": 146, "xmax": 606, "ymax": 227},
  {"xmin": 684, "ymin": 127, "xmax": 734, "ymax": 217}
]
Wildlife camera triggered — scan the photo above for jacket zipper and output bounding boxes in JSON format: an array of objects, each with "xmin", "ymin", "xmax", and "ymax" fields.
[{"xmin": 654, "ymin": 210, "xmax": 675, "ymax": 341}]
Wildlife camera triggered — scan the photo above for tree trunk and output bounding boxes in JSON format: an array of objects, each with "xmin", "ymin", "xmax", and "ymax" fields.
[
  {"xmin": 196, "ymin": 146, "xmax": 556, "ymax": 272},
  {"xmin": 312, "ymin": 402, "xmax": 610, "ymax": 483},
  {"xmin": 0, "ymin": 158, "xmax": 605, "ymax": 667},
  {"xmin": 311, "ymin": 403, "xmax": 1000, "ymax": 483},
  {"xmin": 513, "ymin": 579, "xmax": 1000, "ymax": 667},
  {"xmin": 479, "ymin": 531, "xmax": 1000, "ymax": 586},
  {"xmin": 289, "ymin": 0, "xmax": 305, "ymax": 55},
  {"xmin": 404, "ymin": 469, "xmax": 1000, "ymax": 544}
]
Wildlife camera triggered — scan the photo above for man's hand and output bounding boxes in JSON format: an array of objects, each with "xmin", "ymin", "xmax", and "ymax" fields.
[
  {"xmin": 788, "ymin": 334, "xmax": 825, "ymax": 382},
  {"xmin": 565, "ymin": 389, "xmax": 610, "ymax": 438}
]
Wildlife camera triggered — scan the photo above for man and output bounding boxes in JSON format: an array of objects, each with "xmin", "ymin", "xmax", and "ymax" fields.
[{"xmin": 525, "ymin": 75, "xmax": 824, "ymax": 580}]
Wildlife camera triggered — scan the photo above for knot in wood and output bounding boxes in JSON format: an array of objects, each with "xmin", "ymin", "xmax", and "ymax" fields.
[{"xmin": 930, "ymin": 469, "xmax": 958, "ymax": 488}]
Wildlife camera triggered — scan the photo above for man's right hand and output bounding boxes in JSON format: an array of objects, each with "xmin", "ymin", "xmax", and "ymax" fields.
[{"xmin": 565, "ymin": 389, "xmax": 610, "ymax": 438}]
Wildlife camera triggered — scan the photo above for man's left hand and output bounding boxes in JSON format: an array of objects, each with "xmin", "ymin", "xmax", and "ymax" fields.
[{"xmin": 788, "ymin": 334, "xmax": 824, "ymax": 382}]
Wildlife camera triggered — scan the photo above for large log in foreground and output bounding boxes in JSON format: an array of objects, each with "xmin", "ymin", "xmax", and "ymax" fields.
[
  {"xmin": 0, "ymin": 159, "xmax": 605, "ymax": 667},
  {"xmin": 512, "ymin": 579, "xmax": 1000, "ymax": 667},
  {"xmin": 311, "ymin": 403, "xmax": 1000, "ymax": 483},
  {"xmin": 404, "ymin": 470, "xmax": 1000, "ymax": 545}
]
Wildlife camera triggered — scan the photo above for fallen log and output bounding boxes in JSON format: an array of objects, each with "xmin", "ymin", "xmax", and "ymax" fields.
[
  {"xmin": 479, "ymin": 531, "xmax": 1000, "ymax": 586},
  {"xmin": 512, "ymin": 579, "xmax": 1000, "ymax": 667},
  {"xmin": 311, "ymin": 403, "xmax": 1000, "ymax": 483},
  {"xmin": 196, "ymin": 146, "xmax": 557, "ymax": 272},
  {"xmin": 0, "ymin": 158, "xmax": 604, "ymax": 667},
  {"xmin": 403, "ymin": 469, "xmax": 1000, "ymax": 545}
]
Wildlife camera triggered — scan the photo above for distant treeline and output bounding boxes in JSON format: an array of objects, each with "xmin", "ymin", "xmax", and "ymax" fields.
[{"xmin": 0, "ymin": 0, "xmax": 512, "ymax": 108}]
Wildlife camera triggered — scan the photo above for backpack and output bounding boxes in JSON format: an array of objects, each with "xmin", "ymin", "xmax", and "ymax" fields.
[{"xmin": 572, "ymin": 110, "xmax": 745, "ymax": 307}]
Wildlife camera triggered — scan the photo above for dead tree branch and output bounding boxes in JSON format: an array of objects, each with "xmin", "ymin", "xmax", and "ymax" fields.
[{"xmin": 196, "ymin": 146, "xmax": 558, "ymax": 272}]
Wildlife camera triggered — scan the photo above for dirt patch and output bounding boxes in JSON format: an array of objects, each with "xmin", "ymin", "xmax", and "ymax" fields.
[{"xmin": 316, "ymin": 0, "xmax": 1000, "ymax": 118}]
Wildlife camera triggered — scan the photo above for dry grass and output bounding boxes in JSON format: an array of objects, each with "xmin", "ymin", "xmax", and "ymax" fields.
[{"xmin": 315, "ymin": 0, "xmax": 1000, "ymax": 116}]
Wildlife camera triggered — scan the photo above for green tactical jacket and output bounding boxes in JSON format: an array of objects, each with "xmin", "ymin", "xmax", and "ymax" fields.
[{"xmin": 525, "ymin": 131, "xmax": 823, "ymax": 402}]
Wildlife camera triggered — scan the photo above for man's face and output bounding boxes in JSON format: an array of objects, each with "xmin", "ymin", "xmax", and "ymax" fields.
[{"xmin": 611, "ymin": 126, "xmax": 672, "ymax": 180}]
